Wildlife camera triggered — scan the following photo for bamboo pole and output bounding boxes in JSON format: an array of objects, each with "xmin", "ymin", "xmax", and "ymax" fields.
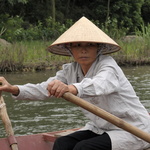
[
  {"xmin": 0, "ymin": 92, "xmax": 19, "ymax": 150},
  {"xmin": 62, "ymin": 92, "xmax": 150, "ymax": 143}
]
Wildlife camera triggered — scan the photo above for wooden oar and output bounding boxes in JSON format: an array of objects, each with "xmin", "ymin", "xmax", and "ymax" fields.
[
  {"xmin": 62, "ymin": 92, "xmax": 150, "ymax": 143},
  {"xmin": 0, "ymin": 91, "xmax": 19, "ymax": 150}
]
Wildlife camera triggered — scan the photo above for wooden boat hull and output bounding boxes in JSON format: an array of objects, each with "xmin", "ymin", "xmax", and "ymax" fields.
[
  {"xmin": 0, "ymin": 128, "xmax": 78, "ymax": 150},
  {"xmin": 1, "ymin": 127, "xmax": 150, "ymax": 150},
  {"xmin": 0, "ymin": 133, "xmax": 53, "ymax": 150}
]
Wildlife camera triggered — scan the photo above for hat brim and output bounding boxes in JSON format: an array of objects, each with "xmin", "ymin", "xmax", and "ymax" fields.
[
  {"xmin": 47, "ymin": 42, "xmax": 121, "ymax": 56},
  {"xmin": 47, "ymin": 17, "xmax": 121, "ymax": 56}
]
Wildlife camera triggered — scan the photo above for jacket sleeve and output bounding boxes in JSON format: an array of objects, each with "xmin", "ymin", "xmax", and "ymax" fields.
[
  {"xmin": 12, "ymin": 68, "xmax": 68, "ymax": 100},
  {"xmin": 73, "ymin": 66, "xmax": 120, "ymax": 97}
]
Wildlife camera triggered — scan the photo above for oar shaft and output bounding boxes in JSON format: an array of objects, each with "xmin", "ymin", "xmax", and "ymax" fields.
[
  {"xmin": 62, "ymin": 92, "xmax": 150, "ymax": 143},
  {"xmin": 0, "ymin": 93, "xmax": 18, "ymax": 150}
]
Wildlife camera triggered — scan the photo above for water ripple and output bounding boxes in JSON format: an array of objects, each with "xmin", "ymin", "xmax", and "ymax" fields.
[{"xmin": 0, "ymin": 67, "xmax": 149, "ymax": 138}]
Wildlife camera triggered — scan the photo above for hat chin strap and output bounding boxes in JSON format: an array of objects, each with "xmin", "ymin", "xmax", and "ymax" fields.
[
  {"xmin": 97, "ymin": 45, "xmax": 103, "ymax": 57},
  {"xmin": 66, "ymin": 47, "xmax": 73, "ymax": 57}
]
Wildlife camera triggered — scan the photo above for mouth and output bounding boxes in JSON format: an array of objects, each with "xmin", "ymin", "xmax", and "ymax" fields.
[
  {"xmin": 80, "ymin": 56, "xmax": 89, "ymax": 59},
  {"xmin": 79, "ymin": 57, "xmax": 89, "ymax": 60}
]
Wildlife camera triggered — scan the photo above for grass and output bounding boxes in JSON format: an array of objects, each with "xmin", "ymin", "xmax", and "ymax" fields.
[
  {"xmin": 0, "ymin": 40, "xmax": 72, "ymax": 72},
  {"xmin": 112, "ymin": 36, "xmax": 150, "ymax": 66},
  {"xmin": 0, "ymin": 24, "xmax": 150, "ymax": 72},
  {"xmin": 112, "ymin": 24, "xmax": 150, "ymax": 66}
]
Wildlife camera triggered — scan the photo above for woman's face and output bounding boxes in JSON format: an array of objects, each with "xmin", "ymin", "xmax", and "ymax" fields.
[{"xmin": 69, "ymin": 42, "xmax": 99, "ymax": 68}]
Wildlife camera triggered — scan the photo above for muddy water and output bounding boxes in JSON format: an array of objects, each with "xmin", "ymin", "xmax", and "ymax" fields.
[{"xmin": 0, "ymin": 66, "xmax": 150, "ymax": 138}]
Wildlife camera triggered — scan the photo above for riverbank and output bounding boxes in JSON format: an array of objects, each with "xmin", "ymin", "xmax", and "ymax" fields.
[{"xmin": 0, "ymin": 38, "xmax": 150, "ymax": 72}]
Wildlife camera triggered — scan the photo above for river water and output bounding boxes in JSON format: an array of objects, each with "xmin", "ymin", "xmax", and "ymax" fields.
[{"xmin": 0, "ymin": 66, "xmax": 150, "ymax": 138}]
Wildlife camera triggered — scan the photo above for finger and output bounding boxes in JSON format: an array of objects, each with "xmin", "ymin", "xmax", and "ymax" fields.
[
  {"xmin": 0, "ymin": 80, "xmax": 5, "ymax": 91},
  {"xmin": 56, "ymin": 86, "xmax": 69, "ymax": 98},
  {"xmin": 54, "ymin": 87, "xmax": 63, "ymax": 98},
  {"xmin": 47, "ymin": 80, "xmax": 68, "ymax": 98},
  {"xmin": 53, "ymin": 82, "xmax": 67, "ymax": 98},
  {"xmin": 0, "ymin": 77, "xmax": 7, "ymax": 86},
  {"xmin": 47, "ymin": 81, "xmax": 55, "ymax": 96},
  {"xmin": 47, "ymin": 80, "xmax": 61, "ymax": 96},
  {"xmin": 50, "ymin": 83, "xmax": 60, "ymax": 96}
]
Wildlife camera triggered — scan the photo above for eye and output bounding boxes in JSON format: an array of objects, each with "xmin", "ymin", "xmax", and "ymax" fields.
[
  {"xmin": 71, "ymin": 43, "xmax": 81, "ymax": 48},
  {"xmin": 88, "ymin": 43, "xmax": 93, "ymax": 46},
  {"xmin": 88, "ymin": 43, "xmax": 97, "ymax": 47},
  {"xmin": 76, "ymin": 43, "xmax": 81, "ymax": 47}
]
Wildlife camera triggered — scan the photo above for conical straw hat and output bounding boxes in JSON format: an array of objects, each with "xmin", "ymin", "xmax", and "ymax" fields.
[{"xmin": 47, "ymin": 16, "xmax": 121, "ymax": 56}]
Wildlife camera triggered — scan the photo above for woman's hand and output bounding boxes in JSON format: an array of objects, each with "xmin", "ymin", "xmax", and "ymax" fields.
[
  {"xmin": 0, "ymin": 77, "xmax": 19, "ymax": 96},
  {"xmin": 47, "ymin": 80, "xmax": 78, "ymax": 98}
]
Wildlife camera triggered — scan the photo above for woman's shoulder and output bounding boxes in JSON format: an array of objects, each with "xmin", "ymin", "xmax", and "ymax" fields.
[
  {"xmin": 98, "ymin": 55, "xmax": 118, "ymax": 66},
  {"xmin": 99, "ymin": 55, "xmax": 115, "ymax": 61},
  {"xmin": 62, "ymin": 62, "xmax": 78, "ymax": 70}
]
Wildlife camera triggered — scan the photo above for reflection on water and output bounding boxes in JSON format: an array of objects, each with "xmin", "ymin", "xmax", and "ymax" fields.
[{"xmin": 0, "ymin": 66, "xmax": 150, "ymax": 138}]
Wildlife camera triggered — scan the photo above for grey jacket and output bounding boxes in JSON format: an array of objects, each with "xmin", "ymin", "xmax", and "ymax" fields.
[{"xmin": 13, "ymin": 55, "xmax": 150, "ymax": 150}]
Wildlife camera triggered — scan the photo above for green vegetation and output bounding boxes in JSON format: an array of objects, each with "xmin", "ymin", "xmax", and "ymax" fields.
[
  {"xmin": 0, "ymin": 40, "xmax": 72, "ymax": 72},
  {"xmin": 0, "ymin": 16, "xmax": 73, "ymax": 42},
  {"xmin": 0, "ymin": 0, "xmax": 150, "ymax": 72},
  {"xmin": 113, "ymin": 24, "xmax": 150, "ymax": 66},
  {"xmin": 0, "ymin": 22, "xmax": 149, "ymax": 72},
  {"xmin": 1, "ymin": 0, "xmax": 150, "ymax": 42}
]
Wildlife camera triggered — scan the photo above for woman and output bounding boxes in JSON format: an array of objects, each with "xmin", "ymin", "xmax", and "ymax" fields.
[{"xmin": 0, "ymin": 17, "xmax": 150, "ymax": 150}]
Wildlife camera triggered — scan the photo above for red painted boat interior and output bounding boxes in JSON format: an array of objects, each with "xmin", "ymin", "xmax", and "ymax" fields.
[{"xmin": 0, "ymin": 128, "xmax": 79, "ymax": 150}]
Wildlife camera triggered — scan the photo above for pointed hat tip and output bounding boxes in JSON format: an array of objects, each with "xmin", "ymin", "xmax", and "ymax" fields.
[{"xmin": 47, "ymin": 16, "xmax": 121, "ymax": 56}]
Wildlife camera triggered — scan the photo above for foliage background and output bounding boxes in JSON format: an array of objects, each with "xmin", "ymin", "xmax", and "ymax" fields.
[
  {"xmin": 0, "ymin": 0, "xmax": 150, "ymax": 42},
  {"xmin": 0, "ymin": 0, "xmax": 150, "ymax": 72}
]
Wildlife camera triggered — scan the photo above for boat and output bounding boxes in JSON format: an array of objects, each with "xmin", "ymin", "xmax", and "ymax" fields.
[
  {"xmin": 0, "ymin": 92, "xmax": 79, "ymax": 150},
  {"xmin": 1, "ymin": 127, "xmax": 150, "ymax": 150},
  {"xmin": 1, "ymin": 92, "xmax": 150, "ymax": 150},
  {"xmin": 0, "ymin": 128, "xmax": 79, "ymax": 150}
]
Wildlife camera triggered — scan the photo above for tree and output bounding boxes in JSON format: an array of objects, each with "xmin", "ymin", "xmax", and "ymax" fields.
[
  {"xmin": 52, "ymin": 0, "xmax": 55, "ymax": 23},
  {"xmin": 106, "ymin": 0, "xmax": 110, "ymax": 22},
  {"xmin": 109, "ymin": 0, "xmax": 144, "ymax": 33},
  {"xmin": 141, "ymin": 0, "xmax": 150, "ymax": 24},
  {"xmin": 0, "ymin": 0, "xmax": 147, "ymax": 34}
]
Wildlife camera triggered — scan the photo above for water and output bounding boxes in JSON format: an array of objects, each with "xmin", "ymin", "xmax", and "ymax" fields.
[
  {"xmin": 122, "ymin": 66, "xmax": 150, "ymax": 109},
  {"xmin": 0, "ymin": 66, "xmax": 150, "ymax": 138}
]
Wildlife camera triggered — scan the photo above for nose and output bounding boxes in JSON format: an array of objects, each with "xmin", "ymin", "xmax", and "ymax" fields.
[{"xmin": 81, "ymin": 46, "xmax": 88, "ymax": 53}]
